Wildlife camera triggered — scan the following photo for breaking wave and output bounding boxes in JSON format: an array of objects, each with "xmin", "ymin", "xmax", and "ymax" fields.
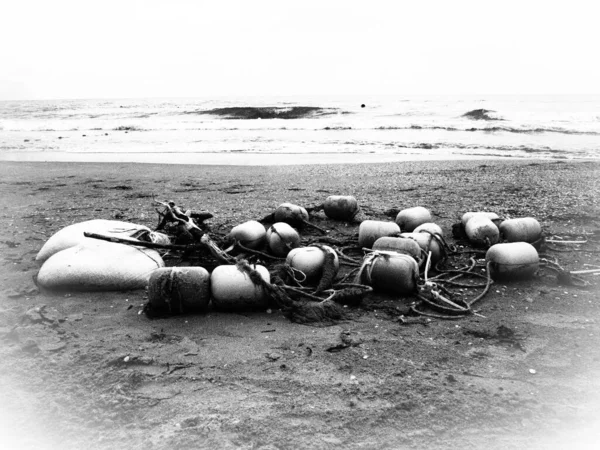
[
  {"xmin": 376, "ymin": 125, "xmax": 600, "ymax": 136},
  {"xmin": 390, "ymin": 141, "xmax": 583, "ymax": 156},
  {"xmin": 185, "ymin": 106, "xmax": 342, "ymax": 119},
  {"xmin": 461, "ymin": 109, "xmax": 503, "ymax": 121}
]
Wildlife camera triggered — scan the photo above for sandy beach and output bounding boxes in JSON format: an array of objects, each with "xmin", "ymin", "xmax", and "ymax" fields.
[{"xmin": 1, "ymin": 158, "xmax": 599, "ymax": 450}]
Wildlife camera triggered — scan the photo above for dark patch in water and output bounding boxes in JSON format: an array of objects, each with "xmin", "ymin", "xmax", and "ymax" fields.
[
  {"xmin": 186, "ymin": 106, "xmax": 339, "ymax": 119},
  {"xmin": 113, "ymin": 125, "xmax": 144, "ymax": 131},
  {"xmin": 462, "ymin": 109, "xmax": 503, "ymax": 121},
  {"xmin": 403, "ymin": 124, "xmax": 565, "ymax": 133}
]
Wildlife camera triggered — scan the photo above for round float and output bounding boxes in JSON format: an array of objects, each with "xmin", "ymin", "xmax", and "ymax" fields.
[
  {"xmin": 273, "ymin": 203, "xmax": 309, "ymax": 227},
  {"xmin": 147, "ymin": 266, "xmax": 211, "ymax": 314},
  {"xmin": 358, "ymin": 220, "xmax": 401, "ymax": 249},
  {"xmin": 323, "ymin": 195, "xmax": 359, "ymax": 221},
  {"xmin": 465, "ymin": 216, "xmax": 500, "ymax": 247},
  {"xmin": 414, "ymin": 222, "xmax": 443, "ymax": 236},
  {"xmin": 400, "ymin": 232, "xmax": 443, "ymax": 266},
  {"xmin": 395, "ymin": 206, "xmax": 432, "ymax": 232},
  {"xmin": 228, "ymin": 220, "xmax": 266, "ymax": 249},
  {"xmin": 211, "ymin": 264, "xmax": 271, "ymax": 310},
  {"xmin": 372, "ymin": 236, "xmax": 422, "ymax": 263},
  {"xmin": 499, "ymin": 217, "xmax": 542, "ymax": 243},
  {"xmin": 485, "ymin": 242, "xmax": 539, "ymax": 281},
  {"xmin": 286, "ymin": 245, "xmax": 339, "ymax": 281},
  {"xmin": 266, "ymin": 222, "xmax": 301, "ymax": 257},
  {"xmin": 358, "ymin": 251, "xmax": 419, "ymax": 295}
]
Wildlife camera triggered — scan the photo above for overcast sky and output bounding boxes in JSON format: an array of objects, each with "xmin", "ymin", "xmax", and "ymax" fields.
[{"xmin": 1, "ymin": 0, "xmax": 598, "ymax": 100}]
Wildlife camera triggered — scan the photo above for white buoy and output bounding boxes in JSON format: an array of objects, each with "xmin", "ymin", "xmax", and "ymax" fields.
[
  {"xmin": 147, "ymin": 266, "xmax": 211, "ymax": 313},
  {"xmin": 461, "ymin": 212, "xmax": 500, "ymax": 227},
  {"xmin": 286, "ymin": 245, "xmax": 339, "ymax": 281},
  {"xmin": 273, "ymin": 203, "xmax": 309, "ymax": 226},
  {"xmin": 499, "ymin": 217, "xmax": 542, "ymax": 243},
  {"xmin": 414, "ymin": 222, "xmax": 443, "ymax": 236},
  {"xmin": 36, "ymin": 240, "xmax": 164, "ymax": 291},
  {"xmin": 372, "ymin": 237, "xmax": 422, "ymax": 263},
  {"xmin": 465, "ymin": 216, "xmax": 500, "ymax": 247},
  {"xmin": 323, "ymin": 195, "xmax": 359, "ymax": 221},
  {"xmin": 228, "ymin": 220, "xmax": 266, "ymax": 249},
  {"xmin": 266, "ymin": 222, "xmax": 301, "ymax": 256},
  {"xmin": 395, "ymin": 206, "xmax": 432, "ymax": 232},
  {"xmin": 400, "ymin": 232, "xmax": 443, "ymax": 266},
  {"xmin": 357, "ymin": 251, "xmax": 419, "ymax": 295},
  {"xmin": 486, "ymin": 242, "xmax": 539, "ymax": 280},
  {"xmin": 358, "ymin": 220, "xmax": 401, "ymax": 249},
  {"xmin": 36, "ymin": 219, "xmax": 152, "ymax": 262},
  {"xmin": 211, "ymin": 264, "xmax": 270, "ymax": 310}
]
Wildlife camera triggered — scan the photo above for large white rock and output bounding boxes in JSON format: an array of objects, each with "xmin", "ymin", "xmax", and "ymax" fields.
[
  {"xmin": 36, "ymin": 240, "xmax": 164, "ymax": 291},
  {"xmin": 36, "ymin": 219, "xmax": 151, "ymax": 262}
]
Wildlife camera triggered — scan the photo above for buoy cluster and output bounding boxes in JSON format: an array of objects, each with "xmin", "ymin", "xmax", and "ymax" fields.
[
  {"xmin": 37, "ymin": 196, "xmax": 549, "ymax": 320},
  {"xmin": 460, "ymin": 212, "xmax": 542, "ymax": 281},
  {"xmin": 145, "ymin": 199, "xmax": 548, "ymax": 317}
]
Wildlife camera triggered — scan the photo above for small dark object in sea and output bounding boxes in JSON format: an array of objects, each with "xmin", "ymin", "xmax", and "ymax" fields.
[
  {"xmin": 462, "ymin": 109, "xmax": 502, "ymax": 121},
  {"xmin": 361, "ymin": 104, "xmax": 365, "ymax": 108}
]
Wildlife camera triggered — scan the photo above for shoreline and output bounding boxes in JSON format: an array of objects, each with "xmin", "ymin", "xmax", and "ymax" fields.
[
  {"xmin": 0, "ymin": 151, "xmax": 586, "ymax": 166},
  {"xmin": 1, "ymin": 157, "xmax": 588, "ymax": 182}
]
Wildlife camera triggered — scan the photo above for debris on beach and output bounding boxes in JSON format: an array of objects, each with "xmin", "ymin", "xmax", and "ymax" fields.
[
  {"xmin": 35, "ymin": 219, "xmax": 154, "ymax": 262},
  {"xmin": 33, "ymin": 195, "xmax": 599, "ymax": 324},
  {"xmin": 36, "ymin": 239, "xmax": 164, "ymax": 291}
]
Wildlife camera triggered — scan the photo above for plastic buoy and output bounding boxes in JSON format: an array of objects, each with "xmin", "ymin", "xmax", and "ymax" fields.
[
  {"xmin": 465, "ymin": 216, "xmax": 499, "ymax": 247},
  {"xmin": 36, "ymin": 219, "xmax": 152, "ymax": 262},
  {"xmin": 486, "ymin": 242, "xmax": 539, "ymax": 280},
  {"xmin": 499, "ymin": 217, "xmax": 542, "ymax": 243},
  {"xmin": 372, "ymin": 236, "xmax": 422, "ymax": 263},
  {"xmin": 461, "ymin": 212, "xmax": 500, "ymax": 227},
  {"xmin": 395, "ymin": 207, "xmax": 432, "ymax": 232},
  {"xmin": 211, "ymin": 264, "xmax": 270, "ymax": 310},
  {"xmin": 358, "ymin": 220, "xmax": 401, "ymax": 249},
  {"xmin": 266, "ymin": 222, "xmax": 301, "ymax": 256},
  {"xmin": 413, "ymin": 222, "xmax": 443, "ymax": 236},
  {"xmin": 357, "ymin": 251, "xmax": 419, "ymax": 295},
  {"xmin": 273, "ymin": 203, "xmax": 309, "ymax": 227},
  {"xmin": 286, "ymin": 245, "xmax": 339, "ymax": 281},
  {"xmin": 36, "ymin": 240, "xmax": 164, "ymax": 291},
  {"xmin": 147, "ymin": 266, "xmax": 211, "ymax": 314},
  {"xmin": 323, "ymin": 195, "xmax": 359, "ymax": 221},
  {"xmin": 228, "ymin": 220, "xmax": 266, "ymax": 249},
  {"xmin": 400, "ymin": 232, "xmax": 443, "ymax": 266}
]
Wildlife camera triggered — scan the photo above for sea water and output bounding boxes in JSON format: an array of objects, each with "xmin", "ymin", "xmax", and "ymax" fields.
[{"xmin": 1, "ymin": 95, "xmax": 598, "ymax": 164}]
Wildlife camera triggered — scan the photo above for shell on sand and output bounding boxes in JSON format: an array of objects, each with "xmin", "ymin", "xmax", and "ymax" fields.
[
  {"xmin": 36, "ymin": 240, "xmax": 164, "ymax": 291},
  {"xmin": 36, "ymin": 219, "xmax": 151, "ymax": 262}
]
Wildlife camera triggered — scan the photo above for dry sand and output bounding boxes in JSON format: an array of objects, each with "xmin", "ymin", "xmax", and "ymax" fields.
[{"xmin": 1, "ymin": 159, "xmax": 599, "ymax": 449}]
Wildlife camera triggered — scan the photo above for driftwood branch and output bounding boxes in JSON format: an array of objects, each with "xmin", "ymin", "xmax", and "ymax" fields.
[{"xmin": 83, "ymin": 232, "xmax": 193, "ymax": 251}]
